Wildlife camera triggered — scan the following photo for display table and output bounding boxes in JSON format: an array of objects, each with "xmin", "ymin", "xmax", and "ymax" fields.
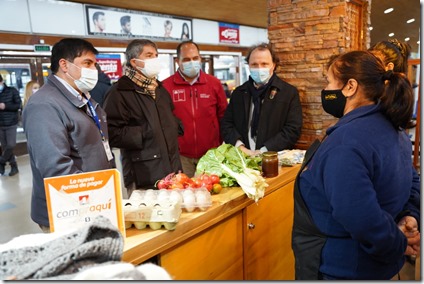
[{"xmin": 122, "ymin": 164, "xmax": 301, "ymax": 280}]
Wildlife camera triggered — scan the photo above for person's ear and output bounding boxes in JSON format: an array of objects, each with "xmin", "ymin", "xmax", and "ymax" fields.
[
  {"xmin": 345, "ymin": 79, "xmax": 358, "ymax": 97},
  {"xmin": 58, "ymin": 59, "xmax": 69, "ymax": 73},
  {"xmin": 386, "ymin": 62, "xmax": 395, "ymax": 71},
  {"xmin": 130, "ymin": 58, "xmax": 141, "ymax": 69}
]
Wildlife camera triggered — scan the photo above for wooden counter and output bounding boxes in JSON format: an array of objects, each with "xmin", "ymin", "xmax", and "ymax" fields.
[{"xmin": 123, "ymin": 164, "xmax": 301, "ymax": 280}]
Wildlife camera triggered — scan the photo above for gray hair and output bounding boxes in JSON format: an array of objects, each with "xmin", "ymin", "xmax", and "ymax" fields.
[{"xmin": 125, "ymin": 39, "xmax": 157, "ymax": 67}]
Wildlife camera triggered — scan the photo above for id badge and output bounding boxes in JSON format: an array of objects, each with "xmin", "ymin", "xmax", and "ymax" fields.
[{"xmin": 103, "ymin": 140, "xmax": 114, "ymax": 161}]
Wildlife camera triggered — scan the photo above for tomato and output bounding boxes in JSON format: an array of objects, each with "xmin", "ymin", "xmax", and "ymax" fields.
[
  {"xmin": 170, "ymin": 182, "xmax": 184, "ymax": 189},
  {"xmin": 174, "ymin": 172, "xmax": 190, "ymax": 184},
  {"xmin": 191, "ymin": 178, "xmax": 202, "ymax": 188},
  {"xmin": 210, "ymin": 174, "xmax": 220, "ymax": 184},
  {"xmin": 203, "ymin": 183, "xmax": 213, "ymax": 192},
  {"xmin": 200, "ymin": 174, "xmax": 211, "ymax": 185},
  {"xmin": 212, "ymin": 183, "xmax": 223, "ymax": 194},
  {"xmin": 156, "ymin": 180, "xmax": 168, "ymax": 189},
  {"xmin": 184, "ymin": 179, "xmax": 195, "ymax": 189}
]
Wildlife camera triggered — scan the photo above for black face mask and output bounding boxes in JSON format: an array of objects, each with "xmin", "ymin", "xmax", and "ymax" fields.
[{"xmin": 321, "ymin": 88, "xmax": 346, "ymax": 118}]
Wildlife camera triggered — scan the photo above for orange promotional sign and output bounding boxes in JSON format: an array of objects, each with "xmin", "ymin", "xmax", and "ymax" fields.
[{"xmin": 44, "ymin": 169, "xmax": 125, "ymax": 237}]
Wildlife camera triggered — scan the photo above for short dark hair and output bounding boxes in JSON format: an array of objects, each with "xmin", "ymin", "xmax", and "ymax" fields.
[
  {"xmin": 245, "ymin": 43, "xmax": 279, "ymax": 70},
  {"xmin": 0, "ymin": 74, "xmax": 3, "ymax": 83},
  {"xmin": 120, "ymin": 15, "xmax": 131, "ymax": 26},
  {"xmin": 50, "ymin": 38, "xmax": 98, "ymax": 73},
  {"xmin": 176, "ymin": 40, "xmax": 200, "ymax": 59},
  {"xmin": 92, "ymin": 11, "xmax": 104, "ymax": 22}
]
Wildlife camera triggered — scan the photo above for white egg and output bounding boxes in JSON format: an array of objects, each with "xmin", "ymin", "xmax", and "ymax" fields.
[
  {"xmin": 183, "ymin": 189, "xmax": 194, "ymax": 196},
  {"xmin": 169, "ymin": 190, "xmax": 183, "ymax": 204},
  {"xmin": 184, "ymin": 204, "xmax": 195, "ymax": 212},
  {"xmin": 196, "ymin": 192, "xmax": 207, "ymax": 204},
  {"xmin": 157, "ymin": 190, "xmax": 169, "ymax": 202},
  {"xmin": 144, "ymin": 190, "xmax": 157, "ymax": 201},
  {"xmin": 129, "ymin": 190, "xmax": 144, "ymax": 200},
  {"xmin": 184, "ymin": 194, "xmax": 195, "ymax": 203},
  {"xmin": 183, "ymin": 194, "xmax": 196, "ymax": 212}
]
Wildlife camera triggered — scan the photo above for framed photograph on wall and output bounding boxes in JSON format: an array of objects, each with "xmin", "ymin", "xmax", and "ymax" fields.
[{"xmin": 85, "ymin": 5, "xmax": 192, "ymax": 41}]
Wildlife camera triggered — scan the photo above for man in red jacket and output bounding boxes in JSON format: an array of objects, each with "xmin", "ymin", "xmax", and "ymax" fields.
[{"xmin": 162, "ymin": 41, "xmax": 228, "ymax": 177}]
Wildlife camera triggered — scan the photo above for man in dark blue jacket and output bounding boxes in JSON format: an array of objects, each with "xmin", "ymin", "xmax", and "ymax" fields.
[{"xmin": 0, "ymin": 74, "xmax": 22, "ymax": 176}]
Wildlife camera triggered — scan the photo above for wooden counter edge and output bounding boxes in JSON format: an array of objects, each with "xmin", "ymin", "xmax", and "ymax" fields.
[{"xmin": 122, "ymin": 164, "xmax": 301, "ymax": 264}]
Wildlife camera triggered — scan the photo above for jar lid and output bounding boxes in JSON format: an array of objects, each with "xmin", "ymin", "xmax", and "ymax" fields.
[{"xmin": 262, "ymin": 151, "xmax": 278, "ymax": 157}]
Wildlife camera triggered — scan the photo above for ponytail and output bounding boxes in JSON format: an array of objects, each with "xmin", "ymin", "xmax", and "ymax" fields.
[{"xmin": 379, "ymin": 71, "xmax": 414, "ymax": 129}]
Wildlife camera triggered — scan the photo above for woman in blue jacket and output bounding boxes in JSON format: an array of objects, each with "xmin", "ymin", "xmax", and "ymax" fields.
[{"xmin": 292, "ymin": 51, "xmax": 420, "ymax": 280}]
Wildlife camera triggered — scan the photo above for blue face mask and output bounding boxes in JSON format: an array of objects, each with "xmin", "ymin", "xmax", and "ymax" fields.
[
  {"xmin": 181, "ymin": 60, "xmax": 201, "ymax": 78},
  {"xmin": 0, "ymin": 84, "xmax": 4, "ymax": 92},
  {"xmin": 250, "ymin": 68, "xmax": 271, "ymax": 84}
]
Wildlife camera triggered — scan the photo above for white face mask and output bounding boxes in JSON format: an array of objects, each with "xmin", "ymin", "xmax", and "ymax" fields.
[
  {"xmin": 135, "ymin": 58, "xmax": 163, "ymax": 78},
  {"xmin": 66, "ymin": 61, "xmax": 98, "ymax": 93},
  {"xmin": 181, "ymin": 60, "xmax": 201, "ymax": 78}
]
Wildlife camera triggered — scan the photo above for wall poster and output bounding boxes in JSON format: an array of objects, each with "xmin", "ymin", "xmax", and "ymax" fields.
[
  {"xmin": 96, "ymin": 54, "xmax": 123, "ymax": 82},
  {"xmin": 219, "ymin": 22, "xmax": 240, "ymax": 44},
  {"xmin": 86, "ymin": 5, "xmax": 192, "ymax": 41}
]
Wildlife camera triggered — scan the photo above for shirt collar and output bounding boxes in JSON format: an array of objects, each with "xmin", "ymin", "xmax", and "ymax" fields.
[
  {"xmin": 54, "ymin": 75, "xmax": 90, "ymax": 103},
  {"xmin": 178, "ymin": 69, "xmax": 200, "ymax": 86}
]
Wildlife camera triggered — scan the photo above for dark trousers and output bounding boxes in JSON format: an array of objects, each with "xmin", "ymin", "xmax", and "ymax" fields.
[{"xmin": 0, "ymin": 125, "xmax": 17, "ymax": 165}]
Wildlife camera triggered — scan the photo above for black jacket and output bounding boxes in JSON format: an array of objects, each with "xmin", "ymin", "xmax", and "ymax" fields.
[
  {"xmin": 0, "ymin": 84, "xmax": 22, "ymax": 127},
  {"xmin": 221, "ymin": 74, "xmax": 302, "ymax": 151},
  {"xmin": 103, "ymin": 76, "xmax": 183, "ymax": 188}
]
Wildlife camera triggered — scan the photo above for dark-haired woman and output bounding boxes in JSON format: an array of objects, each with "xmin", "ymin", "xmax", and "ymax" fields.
[{"xmin": 292, "ymin": 51, "xmax": 420, "ymax": 280}]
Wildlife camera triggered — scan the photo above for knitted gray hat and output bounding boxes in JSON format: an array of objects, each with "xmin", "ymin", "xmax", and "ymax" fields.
[{"xmin": 0, "ymin": 215, "xmax": 123, "ymax": 280}]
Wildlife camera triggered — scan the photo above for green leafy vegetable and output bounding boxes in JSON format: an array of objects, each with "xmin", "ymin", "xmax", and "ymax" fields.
[{"xmin": 195, "ymin": 144, "xmax": 268, "ymax": 202}]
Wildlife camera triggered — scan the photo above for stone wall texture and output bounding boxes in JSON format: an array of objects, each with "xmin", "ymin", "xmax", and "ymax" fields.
[{"xmin": 268, "ymin": 0, "xmax": 371, "ymax": 149}]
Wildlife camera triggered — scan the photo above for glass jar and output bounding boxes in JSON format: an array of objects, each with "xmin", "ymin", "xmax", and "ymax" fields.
[{"xmin": 262, "ymin": 151, "xmax": 279, "ymax": 178}]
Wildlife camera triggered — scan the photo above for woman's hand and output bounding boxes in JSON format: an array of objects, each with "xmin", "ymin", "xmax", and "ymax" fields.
[{"xmin": 398, "ymin": 216, "xmax": 420, "ymax": 256}]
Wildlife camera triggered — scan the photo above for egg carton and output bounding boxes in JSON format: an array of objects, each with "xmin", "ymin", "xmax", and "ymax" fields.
[
  {"xmin": 129, "ymin": 188, "xmax": 212, "ymax": 213},
  {"xmin": 123, "ymin": 198, "xmax": 182, "ymax": 231}
]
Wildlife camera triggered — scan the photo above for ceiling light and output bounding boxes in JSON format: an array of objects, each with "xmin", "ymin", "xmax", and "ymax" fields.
[
  {"xmin": 369, "ymin": 26, "xmax": 373, "ymax": 31},
  {"xmin": 418, "ymin": 41, "xmax": 420, "ymax": 45},
  {"xmin": 406, "ymin": 18, "xmax": 415, "ymax": 24},
  {"xmin": 384, "ymin": 8, "xmax": 394, "ymax": 14},
  {"xmin": 388, "ymin": 33, "xmax": 395, "ymax": 37},
  {"xmin": 405, "ymin": 37, "xmax": 410, "ymax": 42}
]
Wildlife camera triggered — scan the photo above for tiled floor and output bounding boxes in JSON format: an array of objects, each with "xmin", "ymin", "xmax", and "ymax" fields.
[{"xmin": 0, "ymin": 154, "xmax": 418, "ymax": 280}]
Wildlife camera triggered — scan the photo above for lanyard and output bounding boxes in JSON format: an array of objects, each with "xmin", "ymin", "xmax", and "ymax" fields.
[{"xmin": 85, "ymin": 99, "xmax": 105, "ymax": 141}]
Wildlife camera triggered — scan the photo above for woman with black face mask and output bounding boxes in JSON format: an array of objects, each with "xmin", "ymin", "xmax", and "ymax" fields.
[{"xmin": 292, "ymin": 50, "xmax": 420, "ymax": 280}]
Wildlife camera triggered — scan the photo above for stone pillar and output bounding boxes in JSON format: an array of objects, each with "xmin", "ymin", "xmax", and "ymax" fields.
[{"xmin": 268, "ymin": 0, "xmax": 371, "ymax": 149}]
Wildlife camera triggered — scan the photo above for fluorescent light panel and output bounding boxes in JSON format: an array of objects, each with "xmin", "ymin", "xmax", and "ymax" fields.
[{"xmin": 384, "ymin": 8, "xmax": 394, "ymax": 14}]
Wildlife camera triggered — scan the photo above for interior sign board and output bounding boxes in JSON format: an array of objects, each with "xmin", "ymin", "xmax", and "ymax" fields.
[
  {"xmin": 34, "ymin": 44, "xmax": 51, "ymax": 52},
  {"xmin": 219, "ymin": 22, "xmax": 240, "ymax": 44}
]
